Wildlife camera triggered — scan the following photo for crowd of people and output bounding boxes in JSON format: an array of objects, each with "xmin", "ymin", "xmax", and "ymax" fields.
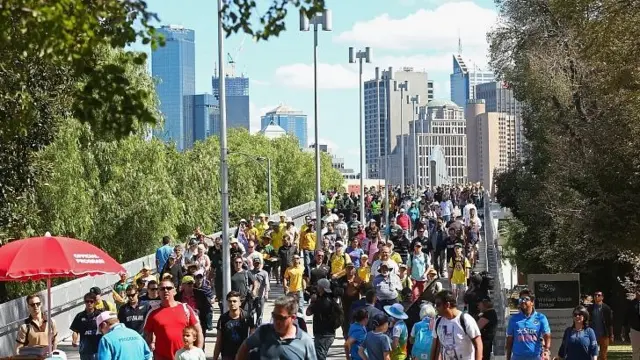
[{"xmin": 14, "ymin": 183, "xmax": 629, "ymax": 360}]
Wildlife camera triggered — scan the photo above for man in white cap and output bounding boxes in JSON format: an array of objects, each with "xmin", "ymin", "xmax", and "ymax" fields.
[{"xmin": 96, "ymin": 311, "xmax": 151, "ymax": 360}]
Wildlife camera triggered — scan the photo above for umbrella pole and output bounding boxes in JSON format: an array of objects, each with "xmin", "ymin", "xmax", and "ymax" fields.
[{"xmin": 47, "ymin": 277, "xmax": 52, "ymax": 355}]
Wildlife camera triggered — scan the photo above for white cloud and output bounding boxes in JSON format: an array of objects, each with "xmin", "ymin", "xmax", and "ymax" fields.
[
  {"xmin": 274, "ymin": 63, "xmax": 359, "ymax": 90},
  {"xmin": 333, "ymin": 2, "xmax": 497, "ymax": 52},
  {"xmin": 251, "ymin": 79, "xmax": 270, "ymax": 86}
]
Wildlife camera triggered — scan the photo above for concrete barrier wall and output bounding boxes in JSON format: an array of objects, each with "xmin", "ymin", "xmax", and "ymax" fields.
[{"xmin": 0, "ymin": 201, "xmax": 315, "ymax": 357}]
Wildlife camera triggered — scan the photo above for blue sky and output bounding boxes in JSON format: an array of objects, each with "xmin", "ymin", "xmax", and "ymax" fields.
[{"xmin": 137, "ymin": 0, "xmax": 498, "ymax": 170}]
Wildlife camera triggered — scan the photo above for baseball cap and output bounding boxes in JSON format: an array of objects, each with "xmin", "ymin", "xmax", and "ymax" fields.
[
  {"xmin": 89, "ymin": 287, "xmax": 101, "ymax": 296},
  {"xmin": 371, "ymin": 313, "xmax": 389, "ymax": 327},
  {"xmin": 95, "ymin": 311, "xmax": 117, "ymax": 328},
  {"xmin": 317, "ymin": 278, "xmax": 332, "ymax": 293},
  {"xmin": 194, "ymin": 269, "xmax": 205, "ymax": 277},
  {"xmin": 182, "ymin": 275, "xmax": 195, "ymax": 284}
]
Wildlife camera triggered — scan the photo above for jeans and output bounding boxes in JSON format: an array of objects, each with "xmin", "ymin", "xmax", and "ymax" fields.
[
  {"xmin": 314, "ymin": 334, "xmax": 335, "ymax": 360},
  {"xmin": 79, "ymin": 354, "xmax": 96, "ymax": 360},
  {"xmin": 303, "ymin": 250, "xmax": 314, "ymax": 277},
  {"xmin": 288, "ymin": 290, "xmax": 305, "ymax": 314},
  {"xmin": 254, "ymin": 297, "xmax": 266, "ymax": 325}
]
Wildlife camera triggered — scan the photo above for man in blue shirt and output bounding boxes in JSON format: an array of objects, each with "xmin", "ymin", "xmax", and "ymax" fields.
[
  {"xmin": 96, "ymin": 311, "xmax": 152, "ymax": 360},
  {"xmin": 506, "ymin": 290, "xmax": 551, "ymax": 360},
  {"xmin": 155, "ymin": 236, "xmax": 173, "ymax": 273}
]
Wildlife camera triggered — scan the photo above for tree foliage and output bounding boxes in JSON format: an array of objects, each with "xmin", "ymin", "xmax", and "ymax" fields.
[
  {"xmin": 221, "ymin": 0, "xmax": 326, "ymax": 40},
  {"xmin": 490, "ymin": 0, "xmax": 640, "ymax": 290}
]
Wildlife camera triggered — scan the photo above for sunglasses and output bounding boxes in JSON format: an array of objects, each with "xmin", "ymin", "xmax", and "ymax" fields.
[
  {"xmin": 594, "ymin": 293, "xmax": 603, "ymax": 297},
  {"xmin": 159, "ymin": 286, "xmax": 174, "ymax": 291},
  {"xmin": 519, "ymin": 297, "xmax": 531, "ymax": 303},
  {"xmin": 28, "ymin": 302, "xmax": 41, "ymax": 308},
  {"xmin": 573, "ymin": 313, "xmax": 584, "ymax": 317},
  {"xmin": 126, "ymin": 293, "xmax": 137, "ymax": 298},
  {"xmin": 272, "ymin": 313, "xmax": 292, "ymax": 322}
]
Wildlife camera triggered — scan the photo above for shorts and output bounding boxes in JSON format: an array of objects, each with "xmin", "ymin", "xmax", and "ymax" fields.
[{"xmin": 451, "ymin": 283, "xmax": 467, "ymax": 291}]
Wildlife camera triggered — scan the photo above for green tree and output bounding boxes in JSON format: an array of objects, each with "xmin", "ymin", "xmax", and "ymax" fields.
[{"xmin": 489, "ymin": 0, "xmax": 640, "ymax": 293}]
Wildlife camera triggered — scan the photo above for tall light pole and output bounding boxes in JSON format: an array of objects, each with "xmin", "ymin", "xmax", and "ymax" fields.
[
  {"xmin": 394, "ymin": 80, "xmax": 409, "ymax": 194},
  {"xmin": 410, "ymin": 95, "xmax": 420, "ymax": 188},
  {"xmin": 384, "ymin": 67, "xmax": 393, "ymax": 230},
  {"xmin": 349, "ymin": 46, "xmax": 371, "ymax": 223},
  {"xmin": 217, "ymin": 0, "xmax": 231, "ymax": 312},
  {"xmin": 300, "ymin": 9, "xmax": 332, "ymax": 247}
]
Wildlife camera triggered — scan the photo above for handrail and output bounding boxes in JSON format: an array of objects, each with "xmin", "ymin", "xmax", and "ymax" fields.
[{"xmin": 484, "ymin": 191, "xmax": 508, "ymax": 356}]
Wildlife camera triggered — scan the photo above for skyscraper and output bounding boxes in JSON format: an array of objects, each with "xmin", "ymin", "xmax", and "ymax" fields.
[
  {"xmin": 212, "ymin": 75, "xmax": 250, "ymax": 131},
  {"xmin": 466, "ymin": 99, "xmax": 517, "ymax": 193},
  {"xmin": 260, "ymin": 104, "xmax": 308, "ymax": 148},
  {"xmin": 450, "ymin": 54, "xmax": 494, "ymax": 108},
  {"xmin": 363, "ymin": 68, "xmax": 434, "ymax": 179},
  {"xmin": 151, "ymin": 25, "xmax": 196, "ymax": 151},
  {"xmin": 192, "ymin": 94, "xmax": 220, "ymax": 144},
  {"xmin": 475, "ymin": 81, "xmax": 525, "ymax": 157}
]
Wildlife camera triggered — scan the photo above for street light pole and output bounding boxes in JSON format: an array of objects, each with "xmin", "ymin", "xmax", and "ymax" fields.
[
  {"xmin": 384, "ymin": 67, "xmax": 393, "ymax": 229},
  {"xmin": 217, "ymin": 0, "xmax": 231, "ymax": 312},
  {"xmin": 394, "ymin": 80, "xmax": 409, "ymax": 194},
  {"xmin": 301, "ymin": 9, "xmax": 331, "ymax": 248},
  {"xmin": 410, "ymin": 95, "xmax": 420, "ymax": 188},
  {"xmin": 266, "ymin": 157, "xmax": 272, "ymax": 216},
  {"xmin": 349, "ymin": 46, "xmax": 371, "ymax": 223}
]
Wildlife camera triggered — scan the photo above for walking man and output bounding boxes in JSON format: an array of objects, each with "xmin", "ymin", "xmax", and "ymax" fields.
[{"xmin": 213, "ymin": 291, "xmax": 255, "ymax": 360}]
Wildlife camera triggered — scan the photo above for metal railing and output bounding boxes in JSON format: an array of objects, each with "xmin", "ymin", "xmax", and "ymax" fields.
[
  {"xmin": 484, "ymin": 192, "xmax": 508, "ymax": 356},
  {"xmin": 0, "ymin": 201, "xmax": 316, "ymax": 357}
]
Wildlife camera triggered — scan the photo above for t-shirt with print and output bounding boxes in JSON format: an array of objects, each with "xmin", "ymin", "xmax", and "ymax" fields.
[
  {"xmin": 175, "ymin": 347, "xmax": 206, "ymax": 360},
  {"xmin": 433, "ymin": 312, "xmax": 481, "ymax": 360},
  {"xmin": 143, "ymin": 303, "xmax": 199, "ymax": 360},
  {"xmin": 448, "ymin": 256, "xmax": 470, "ymax": 285},
  {"xmin": 506, "ymin": 311, "xmax": 551, "ymax": 358},
  {"xmin": 390, "ymin": 320, "xmax": 408, "ymax": 360},
  {"xmin": 70, "ymin": 310, "xmax": 101, "ymax": 355},
  {"xmin": 217, "ymin": 311, "xmax": 255, "ymax": 357},
  {"xmin": 361, "ymin": 331, "xmax": 392, "ymax": 360}
]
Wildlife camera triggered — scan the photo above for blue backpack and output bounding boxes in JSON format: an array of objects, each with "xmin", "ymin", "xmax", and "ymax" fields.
[{"xmin": 411, "ymin": 318, "xmax": 434, "ymax": 357}]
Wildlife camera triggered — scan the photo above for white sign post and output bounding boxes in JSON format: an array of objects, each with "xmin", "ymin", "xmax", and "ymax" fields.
[{"xmin": 527, "ymin": 273, "xmax": 581, "ymax": 357}]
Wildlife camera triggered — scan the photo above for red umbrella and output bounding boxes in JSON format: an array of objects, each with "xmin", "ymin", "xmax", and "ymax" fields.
[{"xmin": 0, "ymin": 234, "xmax": 126, "ymax": 355}]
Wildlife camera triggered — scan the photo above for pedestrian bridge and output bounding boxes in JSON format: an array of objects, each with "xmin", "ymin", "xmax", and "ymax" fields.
[{"xmin": 0, "ymin": 202, "xmax": 316, "ymax": 357}]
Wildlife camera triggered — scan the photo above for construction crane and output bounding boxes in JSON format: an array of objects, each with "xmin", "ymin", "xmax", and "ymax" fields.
[{"xmin": 226, "ymin": 34, "xmax": 247, "ymax": 77}]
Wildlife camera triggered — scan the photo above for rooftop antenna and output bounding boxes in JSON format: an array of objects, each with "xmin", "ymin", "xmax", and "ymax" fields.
[
  {"xmin": 458, "ymin": 28, "xmax": 462, "ymax": 55},
  {"xmin": 214, "ymin": 61, "xmax": 218, "ymax": 78}
]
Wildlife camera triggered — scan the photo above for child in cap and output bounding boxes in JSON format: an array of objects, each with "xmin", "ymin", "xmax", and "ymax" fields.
[{"xmin": 359, "ymin": 313, "xmax": 392, "ymax": 360}]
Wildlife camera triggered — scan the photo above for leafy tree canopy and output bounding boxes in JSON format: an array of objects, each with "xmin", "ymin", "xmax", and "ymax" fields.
[{"xmin": 490, "ymin": 0, "xmax": 640, "ymax": 291}]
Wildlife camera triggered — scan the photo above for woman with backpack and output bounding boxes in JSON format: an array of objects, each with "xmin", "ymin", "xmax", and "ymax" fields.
[{"xmin": 410, "ymin": 302, "xmax": 437, "ymax": 360}]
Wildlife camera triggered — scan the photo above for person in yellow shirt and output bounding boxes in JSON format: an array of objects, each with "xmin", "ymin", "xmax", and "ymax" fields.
[
  {"xmin": 299, "ymin": 215, "xmax": 311, "ymax": 234},
  {"xmin": 357, "ymin": 254, "xmax": 371, "ymax": 283},
  {"xmin": 283, "ymin": 254, "xmax": 306, "ymax": 314},
  {"xmin": 270, "ymin": 221, "xmax": 284, "ymax": 251},
  {"xmin": 255, "ymin": 213, "xmax": 269, "ymax": 237},
  {"xmin": 386, "ymin": 241, "xmax": 404, "ymax": 265},
  {"xmin": 245, "ymin": 219, "xmax": 259, "ymax": 239},
  {"xmin": 300, "ymin": 225, "xmax": 316, "ymax": 276},
  {"xmin": 330, "ymin": 241, "xmax": 351, "ymax": 279},
  {"xmin": 278, "ymin": 212, "xmax": 287, "ymax": 232},
  {"xmin": 89, "ymin": 286, "xmax": 117, "ymax": 312},
  {"xmin": 448, "ymin": 243, "xmax": 471, "ymax": 303}
]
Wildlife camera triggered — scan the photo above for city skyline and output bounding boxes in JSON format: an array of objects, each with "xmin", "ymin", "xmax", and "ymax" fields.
[{"xmin": 134, "ymin": 0, "xmax": 498, "ymax": 169}]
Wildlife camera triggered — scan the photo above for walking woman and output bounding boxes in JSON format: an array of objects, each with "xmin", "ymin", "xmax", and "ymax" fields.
[{"xmin": 556, "ymin": 306, "xmax": 598, "ymax": 360}]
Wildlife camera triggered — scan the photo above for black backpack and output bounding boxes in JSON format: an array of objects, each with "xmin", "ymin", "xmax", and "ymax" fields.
[{"xmin": 329, "ymin": 297, "xmax": 344, "ymax": 330}]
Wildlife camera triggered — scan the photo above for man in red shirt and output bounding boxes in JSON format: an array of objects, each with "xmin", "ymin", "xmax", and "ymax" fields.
[
  {"xmin": 143, "ymin": 279, "xmax": 203, "ymax": 360},
  {"xmin": 396, "ymin": 208, "xmax": 411, "ymax": 231}
]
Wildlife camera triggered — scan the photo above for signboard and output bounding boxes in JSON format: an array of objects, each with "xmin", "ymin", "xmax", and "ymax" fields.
[
  {"xmin": 533, "ymin": 280, "xmax": 581, "ymax": 309},
  {"xmin": 527, "ymin": 273, "xmax": 580, "ymax": 357}
]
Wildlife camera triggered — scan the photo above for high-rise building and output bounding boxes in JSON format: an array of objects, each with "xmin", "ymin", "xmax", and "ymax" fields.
[
  {"xmin": 408, "ymin": 99, "xmax": 467, "ymax": 185},
  {"xmin": 212, "ymin": 75, "xmax": 250, "ymax": 131},
  {"xmin": 260, "ymin": 105, "xmax": 308, "ymax": 148},
  {"xmin": 475, "ymin": 81, "xmax": 525, "ymax": 157},
  {"xmin": 364, "ymin": 67, "xmax": 433, "ymax": 179},
  {"xmin": 450, "ymin": 54, "xmax": 495, "ymax": 108},
  {"xmin": 152, "ymin": 25, "xmax": 196, "ymax": 151},
  {"xmin": 192, "ymin": 94, "xmax": 219, "ymax": 145},
  {"xmin": 466, "ymin": 99, "xmax": 517, "ymax": 193}
]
